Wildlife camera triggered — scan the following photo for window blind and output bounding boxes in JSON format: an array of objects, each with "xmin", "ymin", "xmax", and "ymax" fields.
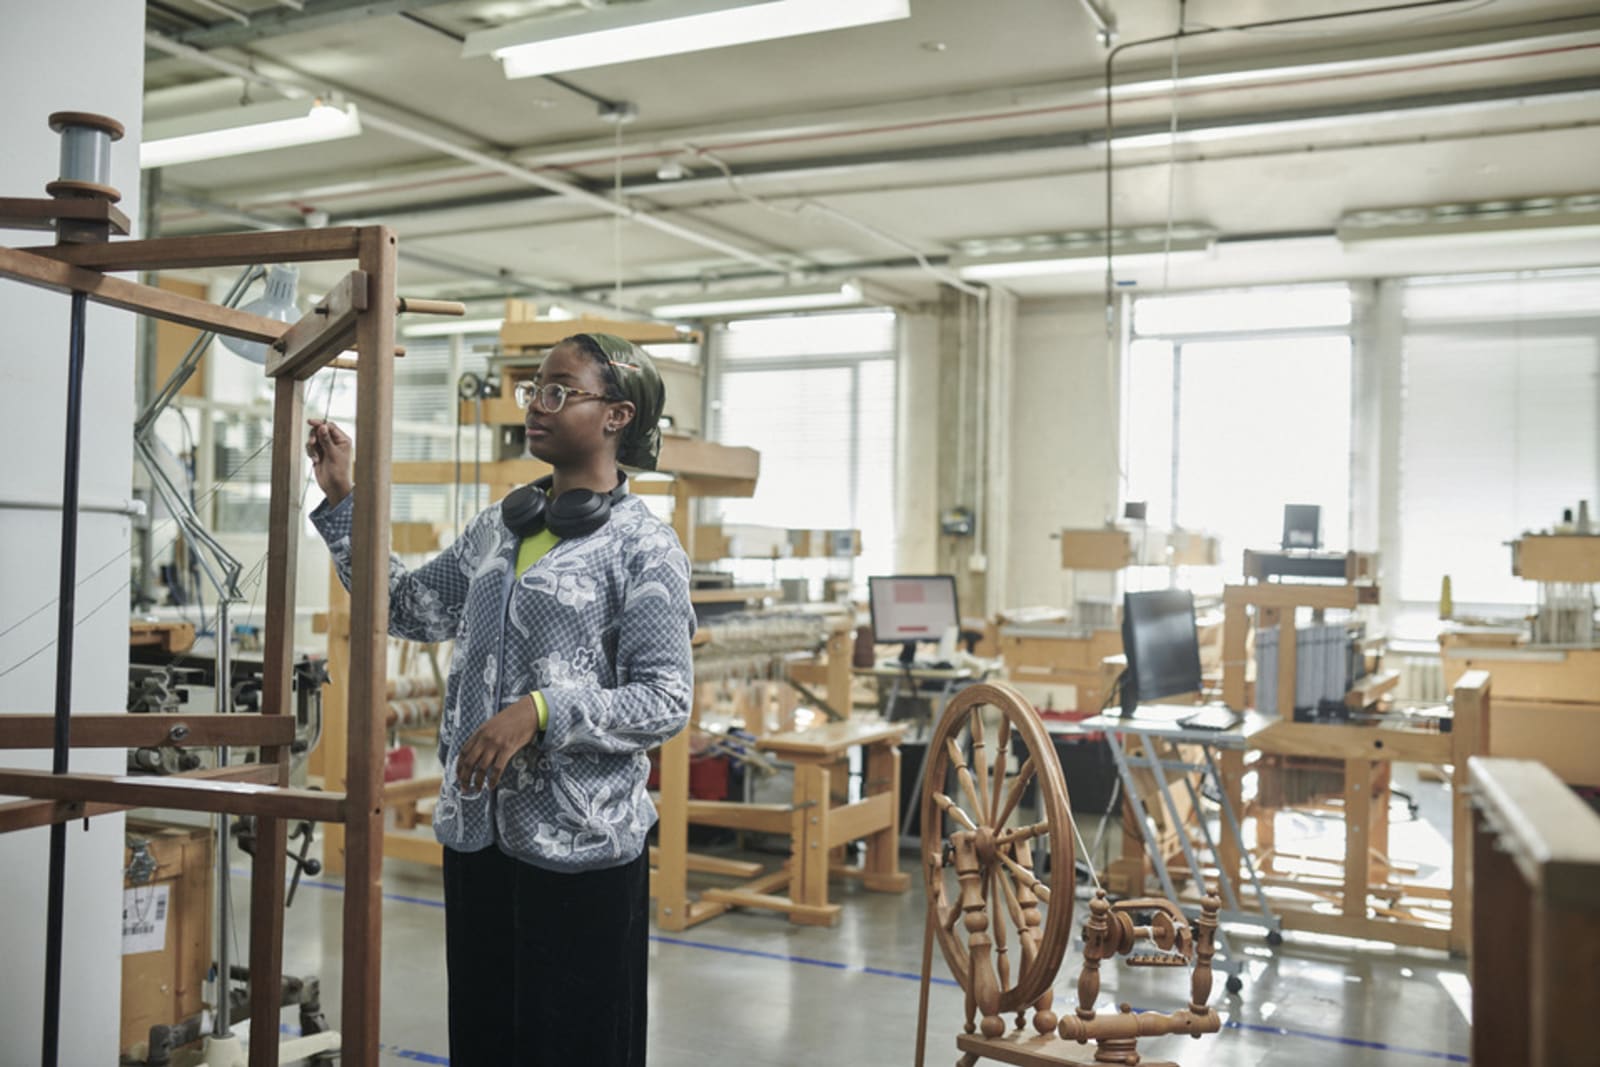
[{"xmin": 1398, "ymin": 271, "xmax": 1600, "ymax": 608}]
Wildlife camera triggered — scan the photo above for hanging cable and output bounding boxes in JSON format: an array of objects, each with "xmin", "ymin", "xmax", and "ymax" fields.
[
  {"xmin": 614, "ymin": 122, "xmax": 626, "ymax": 316},
  {"xmin": 692, "ymin": 147, "xmax": 984, "ymax": 297},
  {"xmin": 1160, "ymin": 1, "xmax": 1187, "ymax": 297},
  {"xmin": 0, "ymin": 365, "xmax": 343, "ymax": 682}
]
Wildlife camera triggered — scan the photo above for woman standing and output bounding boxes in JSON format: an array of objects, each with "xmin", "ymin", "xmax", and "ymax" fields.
[{"xmin": 306, "ymin": 332, "xmax": 693, "ymax": 1066}]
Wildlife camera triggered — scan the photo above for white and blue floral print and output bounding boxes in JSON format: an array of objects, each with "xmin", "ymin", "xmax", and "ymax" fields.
[{"xmin": 311, "ymin": 484, "xmax": 694, "ymax": 872}]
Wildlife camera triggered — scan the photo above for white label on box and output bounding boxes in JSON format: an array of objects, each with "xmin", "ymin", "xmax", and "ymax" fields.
[{"xmin": 122, "ymin": 883, "xmax": 170, "ymax": 956}]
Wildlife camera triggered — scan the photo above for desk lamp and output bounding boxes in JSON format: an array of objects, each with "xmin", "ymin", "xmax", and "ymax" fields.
[{"xmin": 218, "ymin": 264, "xmax": 299, "ymax": 364}]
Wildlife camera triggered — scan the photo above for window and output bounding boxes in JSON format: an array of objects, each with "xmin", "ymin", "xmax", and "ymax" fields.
[
  {"xmin": 1397, "ymin": 270, "xmax": 1600, "ymax": 614},
  {"xmin": 1124, "ymin": 285, "xmax": 1354, "ymax": 587},
  {"xmin": 709, "ymin": 310, "xmax": 897, "ymax": 592}
]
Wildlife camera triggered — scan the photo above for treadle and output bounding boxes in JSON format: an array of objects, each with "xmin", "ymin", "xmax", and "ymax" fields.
[{"xmin": 955, "ymin": 1030, "xmax": 1177, "ymax": 1067}]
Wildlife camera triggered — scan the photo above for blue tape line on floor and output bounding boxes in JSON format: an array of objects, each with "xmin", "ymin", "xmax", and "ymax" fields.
[
  {"xmin": 1223, "ymin": 1020, "xmax": 1467, "ymax": 1062},
  {"xmin": 257, "ymin": 869, "xmax": 1468, "ymax": 1063}
]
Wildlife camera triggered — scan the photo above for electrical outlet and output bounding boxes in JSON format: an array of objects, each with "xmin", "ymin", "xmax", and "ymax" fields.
[{"xmin": 968, "ymin": 553, "xmax": 987, "ymax": 573}]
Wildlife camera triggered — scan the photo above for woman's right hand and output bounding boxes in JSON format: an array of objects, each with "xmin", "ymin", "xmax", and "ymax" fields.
[{"xmin": 306, "ymin": 418, "xmax": 354, "ymax": 507}]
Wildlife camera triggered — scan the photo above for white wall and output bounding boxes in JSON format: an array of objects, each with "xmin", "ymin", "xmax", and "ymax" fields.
[
  {"xmin": 895, "ymin": 308, "xmax": 941, "ymax": 573},
  {"xmin": 1004, "ymin": 294, "xmax": 1123, "ymax": 611},
  {"xmin": 0, "ymin": 3, "xmax": 146, "ymax": 1062}
]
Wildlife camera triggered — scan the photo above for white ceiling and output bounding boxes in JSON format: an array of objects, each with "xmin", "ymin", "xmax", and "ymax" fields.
[{"xmin": 140, "ymin": 0, "xmax": 1600, "ymax": 314}]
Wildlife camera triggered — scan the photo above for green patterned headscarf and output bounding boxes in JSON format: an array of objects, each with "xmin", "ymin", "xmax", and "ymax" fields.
[{"xmin": 570, "ymin": 332, "xmax": 665, "ymax": 471}]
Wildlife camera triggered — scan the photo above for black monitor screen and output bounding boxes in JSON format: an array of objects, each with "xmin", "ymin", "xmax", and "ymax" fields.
[
  {"xmin": 869, "ymin": 575, "xmax": 959, "ymax": 650},
  {"xmin": 1121, "ymin": 589, "xmax": 1203, "ymax": 714},
  {"xmin": 1282, "ymin": 504, "xmax": 1322, "ymax": 550}
]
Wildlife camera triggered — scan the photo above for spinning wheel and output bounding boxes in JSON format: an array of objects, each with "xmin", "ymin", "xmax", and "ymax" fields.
[
  {"xmin": 914, "ymin": 682, "xmax": 1224, "ymax": 1067},
  {"xmin": 920, "ymin": 682, "xmax": 1076, "ymax": 1038}
]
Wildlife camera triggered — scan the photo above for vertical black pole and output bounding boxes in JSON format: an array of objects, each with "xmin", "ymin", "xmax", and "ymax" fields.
[{"xmin": 42, "ymin": 289, "xmax": 88, "ymax": 1067}]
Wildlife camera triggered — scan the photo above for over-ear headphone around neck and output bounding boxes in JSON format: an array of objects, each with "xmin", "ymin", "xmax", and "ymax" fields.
[{"xmin": 501, "ymin": 473, "xmax": 628, "ymax": 540}]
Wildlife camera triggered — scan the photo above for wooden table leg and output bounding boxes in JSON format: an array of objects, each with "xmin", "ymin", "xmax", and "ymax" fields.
[
  {"xmin": 654, "ymin": 729, "xmax": 691, "ymax": 932},
  {"xmin": 1343, "ymin": 759, "xmax": 1371, "ymax": 918},
  {"xmin": 1369, "ymin": 762, "xmax": 1392, "ymax": 882},
  {"xmin": 864, "ymin": 740, "xmax": 909, "ymax": 892},
  {"xmin": 791, "ymin": 760, "xmax": 836, "ymax": 925}
]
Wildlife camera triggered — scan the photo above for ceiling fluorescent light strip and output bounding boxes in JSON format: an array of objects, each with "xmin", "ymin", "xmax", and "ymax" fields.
[
  {"xmin": 141, "ymin": 98, "xmax": 361, "ymax": 169},
  {"xmin": 1337, "ymin": 194, "xmax": 1600, "ymax": 245},
  {"xmin": 653, "ymin": 282, "xmax": 863, "ymax": 318},
  {"xmin": 467, "ymin": 0, "xmax": 910, "ymax": 79},
  {"xmin": 956, "ymin": 242, "xmax": 1214, "ymax": 281}
]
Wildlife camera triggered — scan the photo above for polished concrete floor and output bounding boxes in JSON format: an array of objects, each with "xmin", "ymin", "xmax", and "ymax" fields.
[{"xmin": 234, "ymin": 777, "xmax": 1472, "ymax": 1067}]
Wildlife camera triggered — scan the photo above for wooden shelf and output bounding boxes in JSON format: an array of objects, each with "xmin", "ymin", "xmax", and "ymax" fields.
[
  {"xmin": 1513, "ymin": 534, "xmax": 1600, "ymax": 583},
  {"xmin": 499, "ymin": 314, "xmax": 697, "ymax": 350}
]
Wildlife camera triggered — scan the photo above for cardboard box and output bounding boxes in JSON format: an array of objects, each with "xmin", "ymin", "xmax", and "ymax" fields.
[{"xmin": 122, "ymin": 821, "xmax": 214, "ymax": 1060}]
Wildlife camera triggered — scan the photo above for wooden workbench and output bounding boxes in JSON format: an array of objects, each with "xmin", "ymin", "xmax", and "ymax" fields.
[{"xmin": 654, "ymin": 719, "xmax": 909, "ymax": 929}]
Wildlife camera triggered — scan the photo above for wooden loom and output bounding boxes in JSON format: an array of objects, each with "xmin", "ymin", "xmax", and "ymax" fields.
[
  {"xmin": 0, "ymin": 110, "xmax": 461, "ymax": 1067},
  {"xmin": 914, "ymin": 683, "xmax": 1223, "ymax": 1067}
]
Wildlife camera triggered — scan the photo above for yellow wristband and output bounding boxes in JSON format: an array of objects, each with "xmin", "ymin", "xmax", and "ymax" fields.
[{"xmin": 531, "ymin": 690, "xmax": 548, "ymax": 735}]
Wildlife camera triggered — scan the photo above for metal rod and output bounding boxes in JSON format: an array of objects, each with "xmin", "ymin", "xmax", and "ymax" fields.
[
  {"xmin": 41, "ymin": 289, "xmax": 89, "ymax": 1067},
  {"xmin": 1201, "ymin": 746, "xmax": 1279, "ymax": 925},
  {"xmin": 214, "ymin": 597, "xmax": 233, "ymax": 1038}
]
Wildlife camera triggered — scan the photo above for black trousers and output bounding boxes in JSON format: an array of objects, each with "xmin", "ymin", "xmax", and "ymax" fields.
[{"xmin": 442, "ymin": 844, "xmax": 649, "ymax": 1067}]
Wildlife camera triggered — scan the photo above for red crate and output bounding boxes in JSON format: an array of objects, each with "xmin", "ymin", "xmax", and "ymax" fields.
[{"xmin": 384, "ymin": 745, "xmax": 416, "ymax": 783}]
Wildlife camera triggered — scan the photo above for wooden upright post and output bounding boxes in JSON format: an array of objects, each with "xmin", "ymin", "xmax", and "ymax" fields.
[
  {"xmin": 825, "ymin": 622, "xmax": 853, "ymax": 720},
  {"xmin": 340, "ymin": 228, "xmax": 397, "ymax": 1065},
  {"xmin": 246, "ymin": 377, "xmax": 304, "ymax": 1066},
  {"xmin": 319, "ymin": 564, "xmax": 350, "ymax": 877},
  {"xmin": 1450, "ymin": 670, "xmax": 1489, "ymax": 955},
  {"xmin": 654, "ymin": 728, "xmax": 692, "ymax": 932}
]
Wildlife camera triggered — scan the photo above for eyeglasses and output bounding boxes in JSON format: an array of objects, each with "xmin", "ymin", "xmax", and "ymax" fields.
[{"xmin": 514, "ymin": 381, "xmax": 610, "ymax": 413}]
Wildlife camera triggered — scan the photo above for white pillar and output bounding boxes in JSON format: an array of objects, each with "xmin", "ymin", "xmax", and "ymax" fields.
[{"xmin": 0, "ymin": 2, "xmax": 146, "ymax": 1061}]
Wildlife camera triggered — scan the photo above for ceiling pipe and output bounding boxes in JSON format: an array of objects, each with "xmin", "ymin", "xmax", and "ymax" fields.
[
  {"xmin": 1100, "ymin": 0, "xmax": 1493, "ymax": 330},
  {"xmin": 233, "ymin": 78, "xmax": 1587, "ymax": 230},
  {"xmin": 144, "ymin": 29, "xmax": 798, "ymax": 277},
  {"xmin": 1078, "ymin": 0, "xmax": 1117, "ymax": 46},
  {"xmin": 160, "ymin": 188, "xmax": 661, "ymax": 320},
  {"xmin": 185, "ymin": 28, "xmax": 1600, "ymax": 221}
]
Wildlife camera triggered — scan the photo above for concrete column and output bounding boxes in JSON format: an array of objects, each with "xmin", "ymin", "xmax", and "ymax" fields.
[{"xmin": 0, "ymin": 2, "xmax": 146, "ymax": 1061}]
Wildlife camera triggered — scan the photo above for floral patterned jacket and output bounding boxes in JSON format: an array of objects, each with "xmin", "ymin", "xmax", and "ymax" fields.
[{"xmin": 310, "ymin": 483, "xmax": 695, "ymax": 872}]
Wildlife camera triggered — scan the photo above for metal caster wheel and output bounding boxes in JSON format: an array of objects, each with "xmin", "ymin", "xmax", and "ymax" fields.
[{"xmin": 1226, "ymin": 974, "xmax": 1243, "ymax": 995}]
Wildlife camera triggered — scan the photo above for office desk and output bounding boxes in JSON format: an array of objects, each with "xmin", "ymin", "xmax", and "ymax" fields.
[
  {"xmin": 1088, "ymin": 675, "xmax": 1491, "ymax": 956},
  {"xmin": 1080, "ymin": 708, "xmax": 1281, "ymax": 991},
  {"xmin": 855, "ymin": 662, "xmax": 981, "ymax": 721}
]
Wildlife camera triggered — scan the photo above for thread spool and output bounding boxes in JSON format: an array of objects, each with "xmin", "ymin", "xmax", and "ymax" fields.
[{"xmin": 46, "ymin": 111, "xmax": 124, "ymax": 203}]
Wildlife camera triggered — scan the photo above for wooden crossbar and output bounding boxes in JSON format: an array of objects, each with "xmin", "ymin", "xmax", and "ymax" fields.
[
  {"xmin": 0, "ymin": 245, "xmax": 287, "ymax": 342},
  {"xmin": 0, "ymin": 767, "xmax": 341, "ymax": 821},
  {"xmin": 0, "ymin": 763, "xmax": 276, "ymax": 833},
  {"xmin": 0, "ymin": 713, "xmax": 294, "ymax": 749},
  {"xmin": 20, "ymin": 227, "xmax": 365, "ymax": 271}
]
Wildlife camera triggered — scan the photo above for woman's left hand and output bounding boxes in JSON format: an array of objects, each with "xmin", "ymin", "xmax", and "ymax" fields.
[{"xmin": 456, "ymin": 697, "xmax": 541, "ymax": 793}]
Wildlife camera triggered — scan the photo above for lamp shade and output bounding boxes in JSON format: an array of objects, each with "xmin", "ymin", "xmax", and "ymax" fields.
[{"xmin": 220, "ymin": 265, "xmax": 298, "ymax": 364}]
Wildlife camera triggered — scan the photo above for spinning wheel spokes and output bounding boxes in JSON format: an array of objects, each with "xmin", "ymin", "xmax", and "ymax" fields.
[
  {"xmin": 922, "ymin": 683, "xmax": 1075, "ymax": 1039},
  {"xmin": 989, "ymin": 714, "xmax": 1011, "ymax": 823}
]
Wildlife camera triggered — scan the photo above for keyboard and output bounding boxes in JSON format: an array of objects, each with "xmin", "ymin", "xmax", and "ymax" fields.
[{"xmin": 1179, "ymin": 707, "xmax": 1241, "ymax": 731}]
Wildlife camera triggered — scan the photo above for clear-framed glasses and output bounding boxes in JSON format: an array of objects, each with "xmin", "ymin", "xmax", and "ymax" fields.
[{"xmin": 513, "ymin": 381, "xmax": 609, "ymax": 413}]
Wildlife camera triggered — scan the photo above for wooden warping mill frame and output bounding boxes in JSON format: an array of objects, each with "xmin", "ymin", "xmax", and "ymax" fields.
[{"xmin": 0, "ymin": 111, "xmax": 461, "ymax": 1067}]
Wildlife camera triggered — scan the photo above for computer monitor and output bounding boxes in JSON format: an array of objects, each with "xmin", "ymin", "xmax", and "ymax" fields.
[
  {"xmin": 1282, "ymin": 504, "xmax": 1322, "ymax": 550},
  {"xmin": 1120, "ymin": 589, "xmax": 1203, "ymax": 716},
  {"xmin": 869, "ymin": 575, "xmax": 960, "ymax": 666}
]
